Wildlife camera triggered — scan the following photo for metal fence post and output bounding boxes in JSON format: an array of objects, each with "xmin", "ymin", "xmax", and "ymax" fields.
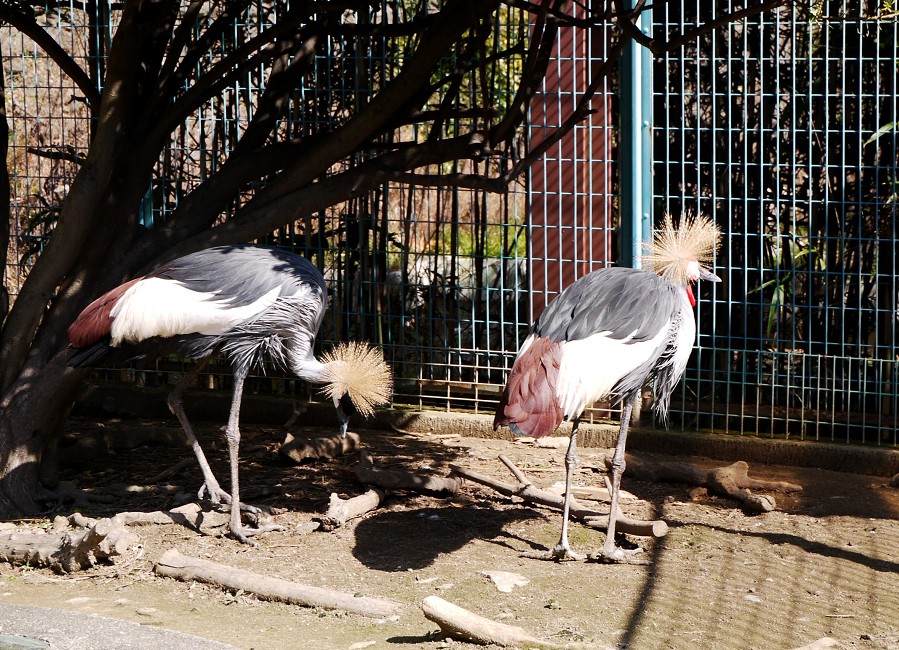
[{"xmin": 619, "ymin": 2, "xmax": 654, "ymax": 268}]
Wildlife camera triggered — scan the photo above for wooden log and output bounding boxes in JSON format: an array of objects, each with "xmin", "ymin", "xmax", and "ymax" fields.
[
  {"xmin": 149, "ymin": 457, "xmax": 193, "ymax": 483},
  {"xmin": 707, "ymin": 463, "xmax": 776, "ymax": 512},
  {"xmin": 355, "ymin": 451, "xmax": 461, "ymax": 495},
  {"xmin": 622, "ymin": 455, "xmax": 801, "ymax": 513},
  {"xmin": 318, "ymin": 488, "xmax": 385, "ymax": 531},
  {"xmin": 112, "ymin": 503, "xmax": 231, "ymax": 532},
  {"xmin": 449, "ymin": 458, "xmax": 668, "ymax": 538},
  {"xmin": 544, "ymin": 482, "xmax": 638, "ymax": 503},
  {"xmin": 280, "ymin": 431, "xmax": 360, "ymax": 463},
  {"xmin": 421, "ymin": 596, "xmax": 586, "ymax": 649},
  {"xmin": 0, "ymin": 516, "xmax": 140, "ymax": 573},
  {"xmin": 154, "ymin": 548, "xmax": 402, "ymax": 619}
]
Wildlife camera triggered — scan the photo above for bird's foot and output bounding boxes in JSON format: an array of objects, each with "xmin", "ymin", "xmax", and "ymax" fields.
[
  {"xmin": 588, "ymin": 546, "xmax": 648, "ymax": 565},
  {"xmin": 198, "ymin": 482, "xmax": 232, "ymax": 506},
  {"xmin": 229, "ymin": 522, "xmax": 286, "ymax": 546},
  {"xmin": 522, "ymin": 542, "xmax": 586, "ymax": 562},
  {"xmin": 198, "ymin": 484, "xmax": 265, "ymax": 515},
  {"xmin": 228, "ymin": 509, "xmax": 285, "ymax": 545}
]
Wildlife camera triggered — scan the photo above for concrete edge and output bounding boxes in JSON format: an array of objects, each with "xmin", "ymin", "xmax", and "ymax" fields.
[{"xmin": 73, "ymin": 385, "xmax": 899, "ymax": 478}]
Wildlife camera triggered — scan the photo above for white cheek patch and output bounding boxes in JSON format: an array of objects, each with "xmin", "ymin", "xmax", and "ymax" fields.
[
  {"xmin": 109, "ymin": 278, "xmax": 280, "ymax": 345},
  {"xmin": 685, "ymin": 260, "xmax": 701, "ymax": 282}
]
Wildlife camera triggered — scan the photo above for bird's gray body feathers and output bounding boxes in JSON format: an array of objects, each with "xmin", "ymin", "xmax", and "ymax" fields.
[
  {"xmin": 153, "ymin": 246, "xmax": 327, "ymax": 368},
  {"xmin": 152, "ymin": 245, "xmax": 326, "ymax": 309},
  {"xmin": 534, "ymin": 267, "xmax": 681, "ymax": 345},
  {"xmin": 66, "ymin": 244, "xmax": 328, "ymax": 372},
  {"xmin": 494, "ymin": 266, "xmax": 695, "ymax": 438}
]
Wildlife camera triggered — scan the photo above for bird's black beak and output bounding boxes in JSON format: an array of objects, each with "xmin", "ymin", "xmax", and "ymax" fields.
[
  {"xmin": 337, "ymin": 410, "xmax": 349, "ymax": 438},
  {"xmin": 335, "ymin": 393, "xmax": 357, "ymax": 438},
  {"xmin": 699, "ymin": 268, "xmax": 721, "ymax": 283}
]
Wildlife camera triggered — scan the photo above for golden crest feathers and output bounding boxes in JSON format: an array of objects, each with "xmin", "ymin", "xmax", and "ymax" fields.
[
  {"xmin": 319, "ymin": 341, "xmax": 393, "ymax": 418},
  {"xmin": 643, "ymin": 213, "xmax": 721, "ymax": 284}
]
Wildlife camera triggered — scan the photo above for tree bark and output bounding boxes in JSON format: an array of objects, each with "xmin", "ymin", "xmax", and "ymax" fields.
[
  {"xmin": 0, "ymin": 44, "xmax": 10, "ymax": 329},
  {"xmin": 0, "ymin": 514, "xmax": 140, "ymax": 573},
  {"xmin": 317, "ymin": 488, "xmax": 385, "ymax": 531},
  {"xmin": 421, "ymin": 595, "xmax": 587, "ymax": 649},
  {"xmin": 155, "ymin": 549, "xmax": 402, "ymax": 619}
]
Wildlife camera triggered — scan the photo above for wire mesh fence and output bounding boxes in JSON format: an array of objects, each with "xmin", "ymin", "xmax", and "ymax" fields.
[
  {"xmin": 2, "ymin": 2, "xmax": 897, "ymax": 446},
  {"xmin": 656, "ymin": 1, "xmax": 898, "ymax": 445}
]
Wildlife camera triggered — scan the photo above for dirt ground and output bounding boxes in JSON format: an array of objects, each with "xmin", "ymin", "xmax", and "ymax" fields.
[{"xmin": 2, "ymin": 415, "xmax": 898, "ymax": 650}]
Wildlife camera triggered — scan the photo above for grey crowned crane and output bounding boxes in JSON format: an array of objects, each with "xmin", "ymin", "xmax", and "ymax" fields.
[
  {"xmin": 67, "ymin": 244, "xmax": 392, "ymax": 544},
  {"xmin": 494, "ymin": 215, "xmax": 721, "ymax": 563}
]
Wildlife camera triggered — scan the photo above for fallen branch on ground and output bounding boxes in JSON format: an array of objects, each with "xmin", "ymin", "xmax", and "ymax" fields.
[
  {"xmin": 354, "ymin": 451, "xmax": 461, "ymax": 495},
  {"xmin": 450, "ymin": 454, "xmax": 668, "ymax": 538},
  {"xmin": 155, "ymin": 549, "xmax": 402, "ymax": 619},
  {"xmin": 279, "ymin": 431, "xmax": 360, "ymax": 463},
  {"xmin": 108, "ymin": 502, "xmax": 232, "ymax": 533},
  {"xmin": 317, "ymin": 488, "xmax": 385, "ymax": 531},
  {"xmin": 0, "ymin": 514, "xmax": 140, "ymax": 573},
  {"xmin": 149, "ymin": 457, "xmax": 193, "ymax": 483},
  {"xmin": 421, "ymin": 595, "xmax": 587, "ymax": 649},
  {"xmin": 621, "ymin": 455, "xmax": 802, "ymax": 513}
]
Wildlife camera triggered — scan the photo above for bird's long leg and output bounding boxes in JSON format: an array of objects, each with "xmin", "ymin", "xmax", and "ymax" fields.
[
  {"xmin": 167, "ymin": 358, "xmax": 230, "ymax": 505},
  {"xmin": 592, "ymin": 399, "xmax": 644, "ymax": 564},
  {"xmin": 524, "ymin": 421, "xmax": 585, "ymax": 561},
  {"xmin": 223, "ymin": 365, "xmax": 284, "ymax": 545},
  {"xmin": 554, "ymin": 421, "xmax": 587, "ymax": 560}
]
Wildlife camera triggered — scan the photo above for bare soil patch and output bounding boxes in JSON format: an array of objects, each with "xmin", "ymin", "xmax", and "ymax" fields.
[{"xmin": 2, "ymin": 416, "xmax": 898, "ymax": 650}]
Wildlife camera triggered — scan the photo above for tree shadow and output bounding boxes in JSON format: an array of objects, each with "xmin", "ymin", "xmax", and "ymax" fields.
[{"xmin": 351, "ymin": 503, "xmax": 543, "ymax": 571}]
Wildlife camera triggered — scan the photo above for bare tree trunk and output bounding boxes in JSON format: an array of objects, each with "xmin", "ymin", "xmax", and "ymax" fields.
[
  {"xmin": 0, "ymin": 41, "xmax": 10, "ymax": 328},
  {"xmin": 0, "ymin": 354, "xmax": 84, "ymax": 517}
]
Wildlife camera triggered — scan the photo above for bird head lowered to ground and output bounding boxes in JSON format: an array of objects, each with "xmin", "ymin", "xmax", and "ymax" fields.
[
  {"xmin": 643, "ymin": 213, "xmax": 722, "ymax": 285},
  {"xmin": 318, "ymin": 341, "xmax": 393, "ymax": 436}
]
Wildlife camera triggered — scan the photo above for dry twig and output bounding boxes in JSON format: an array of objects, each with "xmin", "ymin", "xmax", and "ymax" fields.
[
  {"xmin": 317, "ymin": 488, "xmax": 385, "ymax": 531},
  {"xmin": 450, "ymin": 455, "xmax": 667, "ymax": 538}
]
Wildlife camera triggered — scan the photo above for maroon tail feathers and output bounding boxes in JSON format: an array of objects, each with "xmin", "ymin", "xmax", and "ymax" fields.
[
  {"xmin": 66, "ymin": 277, "xmax": 142, "ymax": 348},
  {"xmin": 493, "ymin": 336, "xmax": 564, "ymax": 438}
]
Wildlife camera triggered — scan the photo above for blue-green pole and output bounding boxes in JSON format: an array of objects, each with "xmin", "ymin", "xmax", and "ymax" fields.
[{"xmin": 619, "ymin": 3, "xmax": 653, "ymax": 269}]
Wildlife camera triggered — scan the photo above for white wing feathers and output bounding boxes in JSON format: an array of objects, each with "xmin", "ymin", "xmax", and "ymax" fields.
[
  {"xmin": 555, "ymin": 325, "xmax": 672, "ymax": 420},
  {"xmin": 109, "ymin": 278, "xmax": 280, "ymax": 346}
]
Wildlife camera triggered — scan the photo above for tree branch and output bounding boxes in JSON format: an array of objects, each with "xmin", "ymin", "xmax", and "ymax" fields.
[
  {"xmin": 0, "ymin": 1, "xmax": 160, "ymax": 391},
  {"xmin": 0, "ymin": 4, "xmax": 100, "ymax": 111},
  {"xmin": 244, "ymin": 0, "xmax": 498, "ymax": 212},
  {"xmin": 657, "ymin": 0, "xmax": 789, "ymax": 54},
  {"xmin": 148, "ymin": 132, "xmax": 490, "ymax": 261}
]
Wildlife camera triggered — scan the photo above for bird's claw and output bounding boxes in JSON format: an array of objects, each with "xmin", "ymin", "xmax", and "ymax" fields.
[{"xmin": 522, "ymin": 543, "xmax": 586, "ymax": 562}]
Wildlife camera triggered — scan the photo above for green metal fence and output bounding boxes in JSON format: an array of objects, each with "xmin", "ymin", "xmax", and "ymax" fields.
[
  {"xmin": 655, "ymin": 2, "xmax": 898, "ymax": 446},
  {"xmin": 2, "ymin": 2, "xmax": 897, "ymax": 447}
]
